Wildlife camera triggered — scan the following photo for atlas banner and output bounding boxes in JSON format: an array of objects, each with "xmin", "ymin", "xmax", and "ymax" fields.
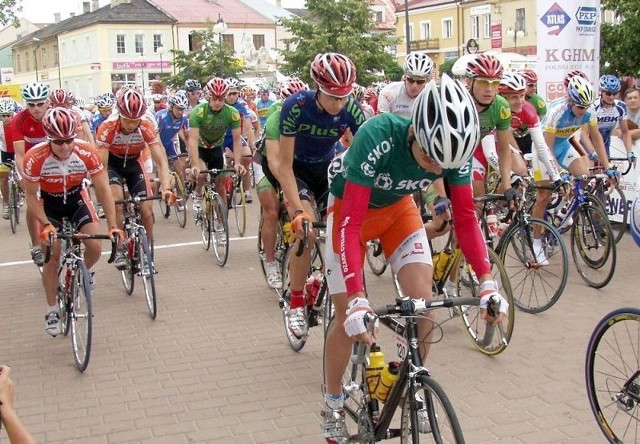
[
  {"xmin": 536, "ymin": 0, "xmax": 600, "ymax": 102},
  {"xmin": 0, "ymin": 84, "xmax": 22, "ymax": 102}
]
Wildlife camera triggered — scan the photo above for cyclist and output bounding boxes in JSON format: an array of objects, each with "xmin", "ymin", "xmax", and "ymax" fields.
[
  {"xmin": 321, "ymin": 75, "xmax": 510, "ymax": 442},
  {"xmin": 256, "ymin": 86, "xmax": 275, "ymax": 129},
  {"xmin": 351, "ymin": 84, "xmax": 375, "ymax": 120},
  {"xmin": 267, "ymin": 52, "xmax": 365, "ymax": 338},
  {"xmin": 188, "ymin": 77, "xmax": 245, "ymax": 217},
  {"xmin": 12, "ymin": 81, "xmax": 51, "ymax": 266},
  {"xmin": 92, "ymin": 94, "xmax": 114, "ymax": 135},
  {"xmin": 95, "ymin": 87, "xmax": 173, "ymax": 269},
  {"xmin": 515, "ymin": 68, "xmax": 547, "ymax": 154},
  {"xmin": 155, "ymin": 93, "xmax": 190, "ymax": 191},
  {"xmin": 184, "ymin": 79, "xmax": 204, "ymax": 115},
  {"xmin": 22, "ymin": 108, "xmax": 122, "ymax": 336},
  {"xmin": 0, "ymin": 98, "xmax": 15, "ymax": 219},
  {"xmin": 48, "ymin": 89, "xmax": 95, "ymax": 146},
  {"xmin": 377, "ymin": 52, "xmax": 434, "ymax": 117},
  {"xmin": 242, "ymin": 85, "xmax": 258, "ymax": 113},
  {"xmin": 258, "ymin": 77, "xmax": 308, "ymax": 290}
]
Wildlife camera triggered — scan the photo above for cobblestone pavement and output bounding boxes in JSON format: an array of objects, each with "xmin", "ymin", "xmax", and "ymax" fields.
[{"xmin": 0, "ymin": 201, "xmax": 634, "ymax": 443}]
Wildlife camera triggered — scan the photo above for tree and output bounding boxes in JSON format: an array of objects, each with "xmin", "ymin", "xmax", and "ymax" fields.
[
  {"xmin": 277, "ymin": 0, "xmax": 400, "ymax": 87},
  {"xmin": 0, "ymin": 0, "xmax": 20, "ymax": 27},
  {"xmin": 165, "ymin": 22, "xmax": 245, "ymax": 90},
  {"xmin": 601, "ymin": 0, "xmax": 640, "ymax": 76},
  {"xmin": 439, "ymin": 59, "xmax": 455, "ymax": 77}
]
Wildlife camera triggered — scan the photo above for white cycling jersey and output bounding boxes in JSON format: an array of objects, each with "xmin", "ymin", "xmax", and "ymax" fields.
[{"xmin": 377, "ymin": 82, "xmax": 417, "ymax": 118}]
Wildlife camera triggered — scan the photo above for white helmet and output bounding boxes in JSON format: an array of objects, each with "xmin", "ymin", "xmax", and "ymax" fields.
[
  {"xmin": 403, "ymin": 53, "xmax": 434, "ymax": 78},
  {"xmin": 412, "ymin": 74, "xmax": 480, "ymax": 169},
  {"xmin": 499, "ymin": 72, "xmax": 527, "ymax": 94},
  {"xmin": 22, "ymin": 82, "xmax": 50, "ymax": 102},
  {"xmin": 0, "ymin": 98, "xmax": 14, "ymax": 114}
]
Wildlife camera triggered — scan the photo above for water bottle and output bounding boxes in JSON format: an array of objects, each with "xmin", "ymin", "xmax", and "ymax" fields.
[
  {"xmin": 365, "ymin": 344, "xmax": 385, "ymax": 397},
  {"xmin": 282, "ymin": 221, "xmax": 296, "ymax": 244},
  {"xmin": 432, "ymin": 249, "xmax": 452, "ymax": 282},
  {"xmin": 374, "ymin": 361, "xmax": 401, "ymax": 403},
  {"xmin": 496, "ymin": 222, "xmax": 509, "ymax": 244},
  {"xmin": 304, "ymin": 272, "xmax": 322, "ymax": 308},
  {"xmin": 486, "ymin": 207, "xmax": 498, "ymax": 238}
]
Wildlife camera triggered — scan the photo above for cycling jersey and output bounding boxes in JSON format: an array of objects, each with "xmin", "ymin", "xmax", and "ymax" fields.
[
  {"xmin": 593, "ymin": 98, "xmax": 628, "ymax": 153},
  {"xmin": 11, "ymin": 109, "xmax": 47, "ymax": 152},
  {"xmin": 189, "ymin": 102, "xmax": 240, "ymax": 149},
  {"xmin": 155, "ymin": 108, "xmax": 189, "ymax": 157},
  {"xmin": 256, "ymin": 98, "xmax": 275, "ymax": 128},
  {"xmin": 223, "ymin": 99, "xmax": 250, "ymax": 149},
  {"xmin": 478, "ymin": 94, "xmax": 512, "ymax": 138},
  {"xmin": 95, "ymin": 115, "xmax": 159, "ymax": 160},
  {"xmin": 92, "ymin": 111, "xmax": 113, "ymax": 134},
  {"xmin": 377, "ymin": 81, "xmax": 416, "ymax": 118},
  {"xmin": 527, "ymin": 93, "xmax": 547, "ymax": 118}
]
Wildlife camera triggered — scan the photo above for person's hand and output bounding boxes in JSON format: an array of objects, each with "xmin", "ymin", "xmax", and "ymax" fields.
[
  {"xmin": 432, "ymin": 196, "xmax": 451, "ymax": 217},
  {"xmin": 605, "ymin": 168, "xmax": 620, "ymax": 179},
  {"xmin": 344, "ymin": 297, "xmax": 376, "ymax": 344},
  {"xmin": 190, "ymin": 166, "xmax": 200, "ymax": 180},
  {"xmin": 234, "ymin": 163, "xmax": 246, "ymax": 175},
  {"xmin": 552, "ymin": 178, "xmax": 569, "ymax": 196},
  {"xmin": 479, "ymin": 280, "xmax": 509, "ymax": 325},
  {"xmin": 503, "ymin": 187, "xmax": 520, "ymax": 210},
  {"xmin": 588, "ymin": 151, "xmax": 599, "ymax": 162},
  {"xmin": 291, "ymin": 210, "xmax": 313, "ymax": 238},
  {"xmin": 628, "ymin": 151, "xmax": 637, "ymax": 166},
  {"xmin": 39, "ymin": 223, "xmax": 57, "ymax": 244},
  {"xmin": 108, "ymin": 227, "xmax": 125, "ymax": 245},
  {"xmin": 162, "ymin": 189, "xmax": 176, "ymax": 206},
  {"xmin": 0, "ymin": 365, "xmax": 15, "ymax": 411}
]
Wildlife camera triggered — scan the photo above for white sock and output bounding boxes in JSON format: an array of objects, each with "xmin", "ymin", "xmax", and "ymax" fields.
[
  {"xmin": 325, "ymin": 392, "xmax": 344, "ymax": 410},
  {"xmin": 47, "ymin": 305, "xmax": 59, "ymax": 314}
]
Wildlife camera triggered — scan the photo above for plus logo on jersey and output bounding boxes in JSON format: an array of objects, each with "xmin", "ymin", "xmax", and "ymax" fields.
[{"xmin": 540, "ymin": 2, "xmax": 571, "ymax": 36}]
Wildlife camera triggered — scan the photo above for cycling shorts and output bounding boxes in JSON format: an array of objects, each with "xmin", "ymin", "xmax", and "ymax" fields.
[
  {"xmin": 42, "ymin": 187, "xmax": 98, "ymax": 231},
  {"xmin": 1, "ymin": 151, "xmax": 14, "ymax": 169},
  {"xmin": 107, "ymin": 155, "xmax": 152, "ymax": 199},
  {"xmin": 553, "ymin": 139, "xmax": 583, "ymax": 170},
  {"xmin": 198, "ymin": 146, "xmax": 224, "ymax": 171},
  {"xmin": 325, "ymin": 194, "xmax": 431, "ymax": 295}
]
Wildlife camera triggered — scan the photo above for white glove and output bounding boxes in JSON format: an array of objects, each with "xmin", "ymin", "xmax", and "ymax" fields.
[
  {"xmin": 479, "ymin": 281, "xmax": 509, "ymax": 316},
  {"xmin": 344, "ymin": 297, "xmax": 373, "ymax": 338}
]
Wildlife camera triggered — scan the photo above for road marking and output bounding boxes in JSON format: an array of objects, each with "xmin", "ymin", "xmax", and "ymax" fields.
[{"xmin": 0, "ymin": 235, "xmax": 259, "ymax": 268}]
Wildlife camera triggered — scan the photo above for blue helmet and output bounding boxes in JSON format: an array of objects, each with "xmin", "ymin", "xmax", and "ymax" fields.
[{"xmin": 599, "ymin": 74, "xmax": 621, "ymax": 94}]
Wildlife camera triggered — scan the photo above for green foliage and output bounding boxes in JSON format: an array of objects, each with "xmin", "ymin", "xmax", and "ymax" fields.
[
  {"xmin": 439, "ymin": 59, "xmax": 455, "ymax": 77},
  {"xmin": 601, "ymin": 0, "xmax": 640, "ymax": 76},
  {"xmin": 165, "ymin": 22, "xmax": 245, "ymax": 89},
  {"xmin": 277, "ymin": 0, "xmax": 400, "ymax": 87},
  {"xmin": 1, "ymin": 0, "xmax": 20, "ymax": 27}
]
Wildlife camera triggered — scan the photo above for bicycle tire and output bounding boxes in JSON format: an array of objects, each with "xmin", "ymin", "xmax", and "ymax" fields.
[
  {"xmin": 499, "ymin": 218, "xmax": 568, "ymax": 314},
  {"xmin": 138, "ymin": 229, "xmax": 157, "ymax": 319},
  {"xmin": 70, "ymin": 260, "xmax": 93, "ymax": 372},
  {"xmin": 173, "ymin": 173, "xmax": 188, "ymax": 228},
  {"xmin": 233, "ymin": 179, "xmax": 247, "ymax": 237},
  {"xmin": 585, "ymin": 307, "xmax": 640, "ymax": 444},
  {"xmin": 57, "ymin": 278, "xmax": 70, "ymax": 337},
  {"xmin": 280, "ymin": 246, "xmax": 308, "ymax": 352},
  {"xmin": 120, "ymin": 238, "xmax": 135, "ymax": 296},
  {"xmin": 571, "ymin": 199, "xmax": 616, "ymax": 289},
  {"xmin": 400, "ymin": 375, "xmax": 465, "ymax": 443},
  {"xmin": 365, "ymin": 239, "xmax": 388, "ymax": 276},
  {"xmin": 604, "ymin": 185, "xmax": 627, "ymax": 244},
  {"xmin": 454, "ymin": 248, "xmax": 514, "ymax": 356},
  {"xmin": 9, "ymin": 180, "xmax": 18, "ymax": 233},
  {"xmin": 210, "ymin": 193, "xmax": 229, "ymax": 267},
  {"xmin": 201, "ymin": 197, "xmax": 212, "ymax": 251}
]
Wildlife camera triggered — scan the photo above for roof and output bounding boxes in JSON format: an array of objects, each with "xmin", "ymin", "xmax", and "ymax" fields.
[
  {"xmin": 148, "ymin": 0, "xmax": 273, "ymax": 26},
  {"xmin": 395, "ymin": 0, "xmax": 458, "ymax": 12},
  {"xmin": 14, "ymin": 0, "xmax": 175, "ymax": 45},
  {"xmin": 237, "ymin": 0, "xmax": 297, "ymax": 21}
]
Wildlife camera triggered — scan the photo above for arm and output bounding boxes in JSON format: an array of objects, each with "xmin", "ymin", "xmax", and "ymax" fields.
[
  {"xmin": 0, "ymin": 366, "xmax": 36, "ymax": 444},
  {"xmin": 481, "ymin": 134, "xmax": 500, "ymax": 172},
  {"xmin": 529, "ymin": 125, "xmax": 561, "ymax": 181},
  {"xmin": 187, "ymin": 127, "xmax": 203, "ymax": 171},
  {"xmin": 149, "ymin": 141, "xmax": 172, "ymax": 192},
  {"xmin": 79, "ymin": 120, "xmax": 96, "ymax": 146},
  {"xmin": 269, "ymin": 135, "xmax": 301, "ymax": 216},
  {"xmin": 24, "ymin": 180, "xmax": 50, "ymax": 227},
  {"xmin": 618, "ymin": 119, "xmax": 634, "ymax": 154},
  {"xmin": 495, "ymin": 129, "xmax": 513, "ymax": 190},
  {"xmin": 242, "ymin": 118, "xmax": 256, "ymax": 149},
  {"xmin": 91, "ymin": 170, "xmax": 119, "ymax": 231},
  {"xmin": 587, "ymin": 124, "xmax": 612, "ymax": 169},
  {"xmin": 13, "ymin": 140, "xmax": 25, "ymax": 177},
  {"xmin": 231, "ymin": 126, "xmax": 245, "ymax": 173}
]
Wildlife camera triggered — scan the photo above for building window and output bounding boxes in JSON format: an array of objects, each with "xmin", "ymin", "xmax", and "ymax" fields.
[
  {"xmin": 222, "ymin": 34, "xmax": 234, "ymax": 51},
  {"xmin": 153, "ymin": 34, "xmax": 162, "ymax": 52},
  {"xmin": 54, "ymin": 44, "xmax": 59, "ymax": 67},
  {"xmin": 85, "ymin": 37, "xmax": 91, "ymax": 58},
  {"xmin": 253, "ymin": 34, "xmax": 265, "ymax": 49},
  {"xmin": 420, "ymin": 21, "xmax": 431, "ymax": 40},
  {"xmin": 442, "ymin": 18, "xmax": 453, "ymax": 39},
  {"xmin": 483, "ymin": 14, "xmax": 491, "ymax": 38},
  {"xmin": 188, "ymin": 32, "xmax": 202, "ymax": 52},
  {"xmin": 516, "ymin": 8, "xmax": 525, "ymax": 33},
  {"xmin": 26, "ymin": 52, "xmax": 30, "ymax": 71},
  {"xmin": 135, "ymin": 34, "xmax": 144, "ymax": 55},
  {"xmin": 375, "ymin": 11, "xmax": 383, "ymax": 23},
  {"xmin": 72, "ymin": 39, "xmax": 77, "ymax": 60},
  {"xmin": 16, "ymin": 54, "xmax": 20, "ymax": 72},
  {"xmin": 407, "ymin": 24, "xmax": 413, "ymax": 42},
  {"xmin": 41, "ymin": 47, "xmax": 47, "ymax": 68},
  {"xmin": 116, "ymin": 34, "xmax": 125, "ymax": 54},
  {"xmin": 470, "ymin": 15, "xmax": 479, "ymax": 39}
]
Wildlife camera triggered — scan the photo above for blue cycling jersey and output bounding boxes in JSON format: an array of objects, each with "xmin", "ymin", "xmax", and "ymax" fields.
[
  {"xmin": 92, "ymin": 112, "xmax": 109, "ymax": 135},
  {"xmin": 223, "ymin": 99, "xmax": 250, "ymax": 149},
  {"xmin": 594, "ymin": 98, "xmax": 627, "ymax": 153},
  {"xmin": 155, "ymin": 109, "xmax": 189, "ymax": 151},
  {"xmin": 278, "ymin": 90, "xmax": 365, "ymax": 164}
]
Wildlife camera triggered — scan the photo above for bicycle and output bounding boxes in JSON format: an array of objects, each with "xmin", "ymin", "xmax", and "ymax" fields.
[
  {"xmin": 158, "ymin": 156, "xmax": 189, "ymax": 228},
  {"xmin": 225, "ymin": 171, "xmax": 246, "ymax": 237},
  {"xmin": 5, "ymin": 161, "xmax": 21, "ymax": 234},
  {"xmin": 366, "ymin": 239, "xmax": 389, "ymax": 276},
  {"xmin": 44, "ymin": 219, "xmax": 117, "ymax": 372},
  {"xmin": 324, "ymin": 296, "xmax": 500, "ymax": 442},
  {"xmin": 115, "ymin": 194, "xmax": 162, "ymax": 319},
  {"xmin": 585, "ymin": 307, "xmax": 640, "ymax": 444},
  {"xmin": 478, "ymin": 191, "xmax": 569, "ymax": 314},
  {"xmin": 195, "ymin": 168, "xmax": 234, "ymax": 267}
]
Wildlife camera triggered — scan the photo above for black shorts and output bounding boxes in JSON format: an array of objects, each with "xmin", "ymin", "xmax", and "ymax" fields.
[
  {"xmin": 515, "ymin": 134, "xmax": 532, "ymax": 155},
  {"xmin": 1, "ymin": 151, "xmax": 14, "ymax": 165},
  {"xmin": 107, "ymin": 155, "xmax": 150, "ymax": 198},
  {"xmin": 42, "ymin": 187, "xmax": 98, "ymax": 231},
  {"xmin": 198, "ymin": 146, "xmax": 224, "ymax": 170}
]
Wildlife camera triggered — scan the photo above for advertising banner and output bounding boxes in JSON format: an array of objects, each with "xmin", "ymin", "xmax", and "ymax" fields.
[
  {"xmin": 491, "ymin": 22, "xmax": 502, "ymax": 49},
  {"xmin": 0, "ymin": 84, "xmax": 22, "ymax": 102},
  {"xmin": 536, "ymin": 1, "xmax": 600, "ymax": 102}
]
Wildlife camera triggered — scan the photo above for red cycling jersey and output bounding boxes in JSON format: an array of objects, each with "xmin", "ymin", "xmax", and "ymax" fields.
[
  {"xmin": 510, "ymin": 101, "xmax": 540, "ymax": 137},
  {"xmin": 3, "ymin": 122, "xmax": 15, "ymax": 154},
  {"xmin": 11, "ymin": 109, "xmax": 47, "ymax": 152},
  {"xmin": 95, "ymin": 114, "xmax": 158, "ymax": 158}
]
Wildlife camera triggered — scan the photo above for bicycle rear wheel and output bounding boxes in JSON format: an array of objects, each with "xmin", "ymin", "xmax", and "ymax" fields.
[
  {"xmin": 233, "ymin": 179, "xmax": 247, "ymax": 236},
  {"xmin": 138, "ymin": 229, "xmax": 157, "ymax": 319},
  {"xmin": 211, "ymin": 193, "xmax": 229, "ymax": 267},
  {"xmin": 400, "ymin": 375, "xmax": 464, "ymax": 443},
  {"xmin": 604, "ymin": 184, "xmax": 627, "ymax": 244},
  {"xmin": 9, "ymin": 179, "xmax": 19, "ymax": 233},
  {"xmin": 173, "ymin": 173, "xmax": 188, "ymax": 228},
  {"xmin": 365, "ymin": 239, "xmax": 388, "ymax": 276},
  {"xmin": 499, "ymin": 218, "xmax": 568, "ymax": 314},
  {"xmin": 586, "ymin": 307, "xmax": 640, "ymax": 444},
  {"xmin": 455, "ymin": 248, "xmax": 514, "ymax": 355},
  {"xmin": 70, "ymin": 260, "xmax": 93, "ymax": 372},
  {"xmin": 571, "ymin": 199, "xmax": 616, "ymax": 289}
]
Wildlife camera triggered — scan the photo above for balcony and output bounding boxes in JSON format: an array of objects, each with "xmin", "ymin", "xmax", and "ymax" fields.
[{"xmin": 410, "ymin": 38, "xmax": 440, "ymax": 51}]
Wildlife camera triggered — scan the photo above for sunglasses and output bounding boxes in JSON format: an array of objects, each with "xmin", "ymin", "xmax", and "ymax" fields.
[
  {"xmin": 227, "ymin": 91, "xmax": 239, "ymax": 96},
  {"xmin": 573, "ymin": 103, "xmax": 589, "ymax": 110},
  {"xmin": 209, "ymin": 95, "xmax": 225, "ymax": 102},
  {"xmin": 0, "ymin": 114, "xmax": 12, "ymax": 118},
  {"xmin": 475, "ymin": 79, "xmax": 501, "ymax": 88},
  {"xmin": 405, "ymin": 77, "xmax": 427, "ymax": 85},
  {"xmin": 121, "ymin": 117, "xmax": 141, "ymax": 125},
  {"xmin": 526, "ymin": 83, "xmax": 536, "ymax": 87},
  {"xmin": 602, "ymin": 91, "xmax": 617, "ymax": 96},
  {"xmin": 51, "ymin": 137, "xmax": 74, "ymax": 145},
  {"xmin": 27, "ymin": 102, "xmax": 46, "ymax": 108},
  {"xmin": 188, "ymin": 91, "xmax": 200, "ymax": 95}
]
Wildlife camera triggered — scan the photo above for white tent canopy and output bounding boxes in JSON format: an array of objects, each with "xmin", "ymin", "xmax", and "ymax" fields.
[{"xmin": 451, "ymin": 51, "xmax": 536, "ymax": 76}]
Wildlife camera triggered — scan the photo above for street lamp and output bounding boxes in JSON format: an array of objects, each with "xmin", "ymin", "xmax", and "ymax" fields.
[
  {"xmin": 213, "ymin": 14, "xmax": 227, "ymax": 76},
  {"xmin": 156, "ymin": 44, "xmax": 165, "ymax": 75},
  {"xmin": 140, "ymin": 51, "xmax": 146, "ymax": 92},
  {"xmin": 506, "ymin": 26, "xmax": 524, "ymax": 54},
  {"xmin": 33, "ymin": 37, "xmax": 40, "ymax": 82}
]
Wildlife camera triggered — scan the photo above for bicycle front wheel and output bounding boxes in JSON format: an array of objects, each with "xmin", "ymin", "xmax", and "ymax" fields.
[
  {"xmin": 455, "ymin": 248, "xmax": 514, "ymax": 356},
  {"xmin": 211, "ymin": 193, "xmax": 229, "ymax": 267},
  {"xmin": 233, "ymin": 179, "xmax": 247, "ymax": 237},
  {"xmin": 365, "ymin": 239, "xmax": 388, "ymax": 276},
  {"xmin": 9, "ymin": 179, "xmax": 19, "ymax": 233},
  {"xmin": 280, "ymin": 246, "xmax": 308, "ymax": 352},
  {"xmin": 173, "ymin": 173, "xmax": 188, "ymax": 228},
  {"xmin": 138, "ymin": 229, "xmax": 157, "ymax": 319},
  {"xmin": 586, "ymin": 308, "xmax": 640, "ymax": 444},
  {"xmin": 201, "ymin": 198, "xmax": 212, "ymax": 250},
  {"xmin": 499, "ymin": 218, "xmax": 568, "ymax": 314},
  {"xmin": 120, "ymin": 238, "xmax": 135, "ymax": 296},
  {"xmin": 70, "ymin": 260, "xmax": 93, "ymax": 372},
  {"xmin": 400, "ymin": 375, "xmax": 464, "ymax": 443},
  {"xmin": 571, "ymin": 199, "xmax": 616, "ymax": 289}
]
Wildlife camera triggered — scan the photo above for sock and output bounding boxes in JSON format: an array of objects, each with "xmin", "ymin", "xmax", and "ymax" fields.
[
  {"xmin": 289, "ymin": 289, "xmax": 304, "ymax": 309},
  {"xmin": 47, "ymin": 304, "xmax": 59, "ymax": 314},
  {"xmin": 324, "ymin": 392, "xmax": 344, "ymax": 410}
]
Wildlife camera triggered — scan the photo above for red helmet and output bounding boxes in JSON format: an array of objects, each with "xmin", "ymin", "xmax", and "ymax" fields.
[
  {"xmin": 43, "ymin": 108, "xmax": 77, "ymax": 140},
  {"xmin": 563, "ymin": 70, "xmax": 588, "ymax": 88},
  {"xmin": 49, "ymin": 89, "xmax": 73, "ymax": 107},
  {"xmin": 465, "ymin": 54, "xmax": 504, "ymax": 79},
  {"xmin": 280, "ymin": 77, "xmax": 308, "ymax": 99},
  {"xmin": 204, "ymin": 77, "xmax": 229, "ymax": 98},
  {"xmin": 309, "ymin": 52, "xmax": 356, "ymax": 98},
  {"xmin": 518, "ymin": 68, "xmax": 538, "ymax": 84},
  {"xmin": 116, "ymin": 88, "xmax": 147, "ymax": 119}
]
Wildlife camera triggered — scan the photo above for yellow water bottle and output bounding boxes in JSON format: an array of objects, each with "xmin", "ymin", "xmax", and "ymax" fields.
[
  {"xmin": 283, "ymin": 221, "xmax": 295, "ymax": 244},
  {"xmin": 432, "ymin": 249, "xmax": 452, "ymax": 282},
  {"xmin": 365, "ymin": 344, "xmax": 385, "ymax": 397},
  {"xmin": 374, "ymin": 361, "xmax": 401, "ymax": 403}
]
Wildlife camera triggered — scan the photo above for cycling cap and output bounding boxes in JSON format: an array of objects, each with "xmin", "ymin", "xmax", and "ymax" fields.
[
  {"xmin": 412, "ymin": 74, "xmax": 480, "ymax": 169},
  {"xmin": 310, "ymin": 52, "xmax": 356, "ymax": 98}
]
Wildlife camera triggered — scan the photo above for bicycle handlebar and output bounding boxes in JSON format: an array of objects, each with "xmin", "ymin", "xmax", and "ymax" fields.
[
  {"xmin": 43, "ymin": 231, "xmax": 119, "ymax": 264},
  {"xmin": 294, "ymin": 219, "xmax": 327, "ymax": 257},
  {"xmin": 114, "ymin": 195, "xmax": 162, "ymax": 205}
]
